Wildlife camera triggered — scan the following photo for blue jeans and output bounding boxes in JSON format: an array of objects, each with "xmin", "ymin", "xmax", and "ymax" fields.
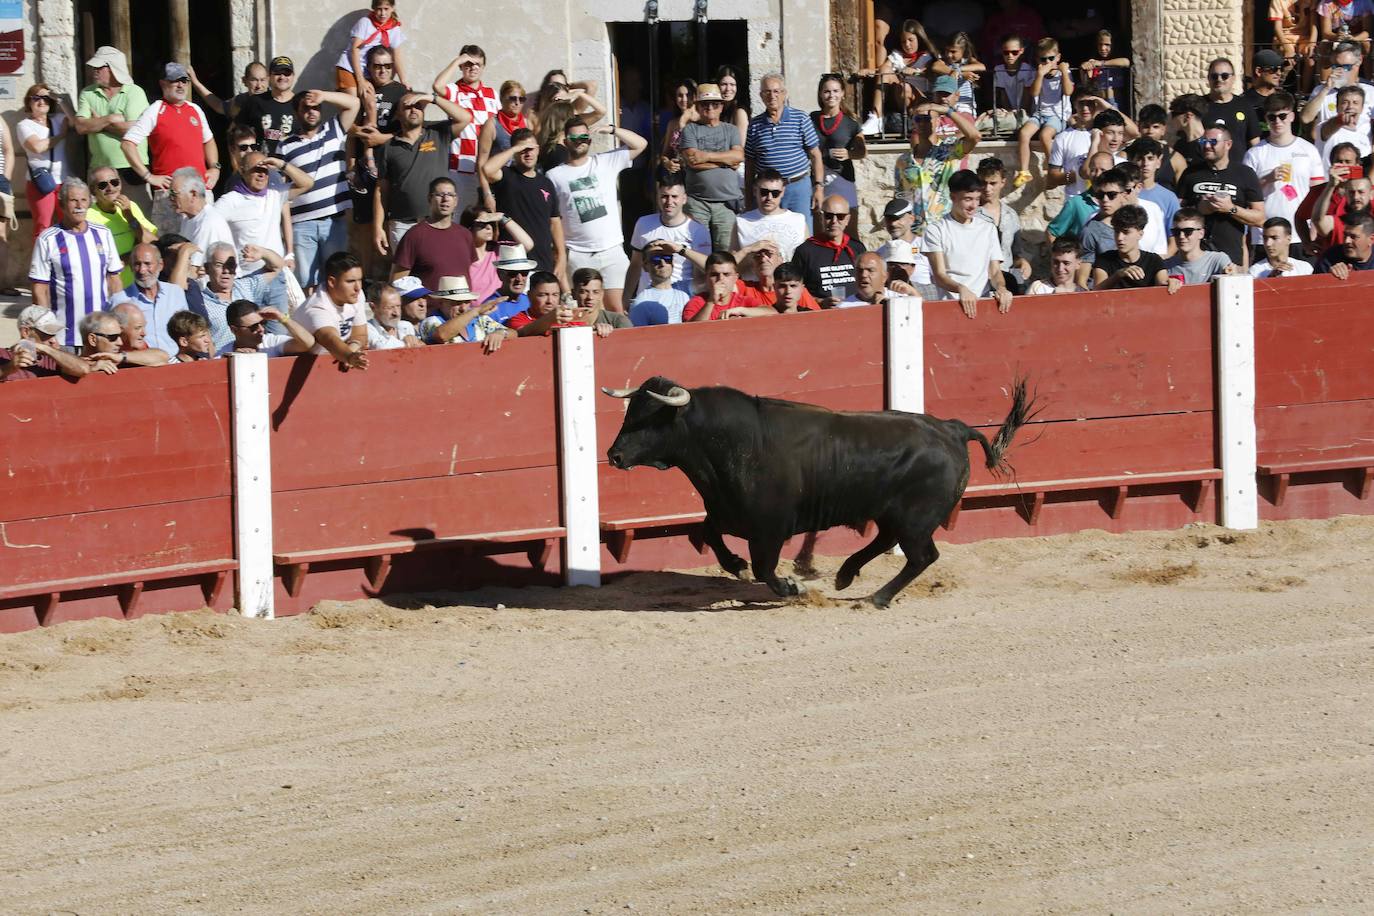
[
  {"xmin": 780, "ymin": 177, "xmax": 814, "ymax": 235},
  {"xmin": 293, "ymin": 215, "xmax": 349, "ymax": 288}
]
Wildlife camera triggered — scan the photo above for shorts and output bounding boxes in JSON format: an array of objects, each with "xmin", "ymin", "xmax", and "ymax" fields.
[
  {"xmin": 1026, "ymin": 114, "xmax": 1066, "ymax": 132},
  {"xmin": 336, "ymin": 67, "xmax": 358, "ymax": 91},
  {"xmin": 567, "ymin": 245, "xmax": 632, "ymax": 290}
]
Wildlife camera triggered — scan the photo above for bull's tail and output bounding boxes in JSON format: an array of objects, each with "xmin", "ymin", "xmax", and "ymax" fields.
[{"xmin": 967, "ymin": 376, "xmax": 1040, "ymax": 478}]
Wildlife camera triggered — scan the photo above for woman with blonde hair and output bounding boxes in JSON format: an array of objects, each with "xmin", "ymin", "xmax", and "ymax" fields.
[{"xmin": 478, "ymin": 80, "xmax": 531, "ymax": 209}]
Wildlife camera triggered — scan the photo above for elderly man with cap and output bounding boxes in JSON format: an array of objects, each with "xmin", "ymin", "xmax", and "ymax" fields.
[
  {"xmin": 0, "ymin": 306, "xmax": 93, "ymax": 381},
  {"xmin": 875, "ymin": 196, "xmax": 936, "ymax": 298},
  {"xmin": 366, "ymin": 284, "xmax": 422, "ymax": 350},
  {"xmin": 236, "ymin": 56, "xmax": 300, "ymax": 156},
  {"xmin": 731, "ymin": 167, "xmax": 808, "ymax": 281},
  {"xmin": 419, "ymin": 275, "xmax": 516, "ymax": 351},
  {"xmin": 121, "ymin": 63, "xmax": 220, "ymax": 234},
  {"xmin": 75, "ymin": 47, "xmax": 151, "ymax": 210},
  {"xmin": 482, "ymin": 244, "xmax": 539, "ymax": 324},
  {"xmin": 678, "ymin": 82, "xmax": 745, "ymax": 252}
]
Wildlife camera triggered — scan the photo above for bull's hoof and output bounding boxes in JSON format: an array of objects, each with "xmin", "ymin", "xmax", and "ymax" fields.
[
  {"xmin": 769, "ymin": 576, "xmax": 806, "ymax": 598},
  {"xmin": 722, "ymin": 555, "xmax": 750, "ymax": 578},
  {"xmin": 868, "ymin": 593, "xmax": 892, "ymax": 609},
  {"xmin": 834, "ymin": 568, "xmax": 856, "ymax": 591}
]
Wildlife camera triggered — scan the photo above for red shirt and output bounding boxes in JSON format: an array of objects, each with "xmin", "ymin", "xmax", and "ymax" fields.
[
  {"xmin": 442, "ymin": 81, "xmax": 499, "ymax": 174},
  {"xmin": 0, "ymin": 346, "xmax": 62, "ymax": 382},
  {"xmin": 744, "ymin": 280, "xmax": 820, "ymax": 312},
  {"xmin": 504, "ymin": 308, "xmax": 586, "ymax": 335},
  {"xmin": 682, "ymin": 284, "xmax": 766, "ymax": 322},
  {"xmin": 144, "ymin": 100, "xmax": 211, "ymax": 177}
]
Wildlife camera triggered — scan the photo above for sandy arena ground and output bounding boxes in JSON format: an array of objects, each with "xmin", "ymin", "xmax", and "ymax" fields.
[{"xmin": 2, "ymin": 517, "xmax": 1372, "ymax": 914}]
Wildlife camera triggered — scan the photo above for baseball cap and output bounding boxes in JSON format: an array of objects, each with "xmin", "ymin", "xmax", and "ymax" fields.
[
  {"xmin": 392, "ymin": 275, "xmax": 432, "ymax": 302},
  {"xmin": 883, "ymin": 198, "xmax": 914, "ymax": 219},
  {"xmin": 86, "ymin": 46, "xmax": 131, "ymax": 85},
  {"xmin": 18, "ymin": 305, "xmax": 64, "ymax": 336},
  {"xmin": 162, "ymin": 62, "xmax": 189, "ymax": 81},
  {"xmin": 1253, "ymin": 49, "xmax": 1285, "ymax": 69},
  {"xmin": 269, "ymin": 56, "xmax": 294, "ymax": 74},
  {"xmin": 932, "ymin": 75, "xmax": 958, "ymax": 96}
]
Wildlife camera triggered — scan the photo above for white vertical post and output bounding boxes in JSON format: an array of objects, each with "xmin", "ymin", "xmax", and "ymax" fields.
[
  {"xmin": 886, "ymin": 296, "xmax": 924, "ymax": 413},
  {"xmin": 229, "ymin": 353, "xmax": 275, "ymax": 618},
  {"xmin": 1215, "ymin": 275, "xmax": 1259, "ymax": 530},
  {"xmin": 555, "ymin": 327, "xmax": 602, "ymax": 587}
]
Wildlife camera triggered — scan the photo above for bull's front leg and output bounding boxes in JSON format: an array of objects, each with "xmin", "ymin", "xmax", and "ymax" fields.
[
  {"xmin": 749, "ymin": 537, "xmax": 806, "ymax": 598},
  {"xmin": 700, "ymin": 516, "xmax": 749, "ymax": 579}
]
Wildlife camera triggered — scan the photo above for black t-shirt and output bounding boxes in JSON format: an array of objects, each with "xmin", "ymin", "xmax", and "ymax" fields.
[
  {"xmin": 1094, "ymin": 249, "xmax": 1166, "ymax": 287},
  {"xmin": 1240, "ymin": 88, "xmax": 1275, "ymax": 141},
  {"xmin": 493, "ymin": 168, "xmax": 560, "ymax": 272},
  {"xmin": 1173, "ymin": 136, "xmax": 1205, "ymax": 173},
  {"xmin": 1178, "ymin": 161, "xmax": 1264, "ymax": 265},
  {"xmin": 790, "ymin": 236, "xmax": 868, "ymax": 299},
  {"xmin": 236, "ymin": 93, "xmax": 298, "ymax": 155},
  {"xmin": 373, "ymin": 81, "xmax": 406, "ymax": 136},
  {"xmin": 1205, "ymin": 95, "xmax": 1261, "ymax": 147},
  {"xmin": 811, "ymin": 111, "xmax": 861, "ymax": 182},
  {"xmin": 1316, "ymin": 245, "xmax": 1374, "ymax": 273},
  {"xmin": 378, "ymin": 122, "xmax": 453, "ymax": 223}
]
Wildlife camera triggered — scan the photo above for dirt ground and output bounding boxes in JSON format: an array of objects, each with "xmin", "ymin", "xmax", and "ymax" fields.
[{"xmin": 2, "ymin": 517, "xmax": 1372, "ymax": 914}]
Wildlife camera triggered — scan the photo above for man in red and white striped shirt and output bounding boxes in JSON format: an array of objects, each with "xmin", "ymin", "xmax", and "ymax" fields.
[
  {"xmin": 121, "ymin": 62, "xmax": 220, "ymax": 234},
  {"xmin": 433, "ymin": 45, "xmax": 500, "ymax": 212}
]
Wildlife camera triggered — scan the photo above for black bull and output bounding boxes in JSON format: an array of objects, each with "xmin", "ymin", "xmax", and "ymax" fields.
[{"xmin": 604, "ymin": 376, "xmax": 1037, "ymax": 607}]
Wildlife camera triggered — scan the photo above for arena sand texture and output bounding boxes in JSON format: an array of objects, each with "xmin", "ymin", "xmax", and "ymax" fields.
[{"xmin": 2, "ymin": 517, "xmax": 1372, "ymax": 913}]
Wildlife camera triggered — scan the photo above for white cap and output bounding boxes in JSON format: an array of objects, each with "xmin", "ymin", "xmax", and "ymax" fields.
[
  {"xmin": 18, "ymin": 305, "xmax": 64, "ymax": 336},
  {"xmin": 877, "ymin": 239, "xmax": 917, "ymax": 266}
]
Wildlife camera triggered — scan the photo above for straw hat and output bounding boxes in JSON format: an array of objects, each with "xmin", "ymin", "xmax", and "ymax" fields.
[{"xmin": 432, "ymin": 276, "xmax": 477, "ymax": 301}]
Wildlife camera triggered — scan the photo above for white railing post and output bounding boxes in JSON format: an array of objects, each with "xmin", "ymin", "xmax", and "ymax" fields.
[
  {"xmin": 229, "ymin": 353, "xmax": 275, "ymax": 618},
  {"xmin": 886, "ymin": 296, "xmax": 924, "ymax": 413},
  {"xmin": 555, "ymin": 327, "xmax": 602, "ymax": 587},
  {"xmin": 1214, "ymin": 275, "xmax": 1259, "ymax": 530}
]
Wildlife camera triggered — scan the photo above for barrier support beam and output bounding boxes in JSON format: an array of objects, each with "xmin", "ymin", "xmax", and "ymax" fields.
[
  {"xmin": 1214, "ymin": 275, "xmax": 1259, "ymax": 530},
  {"xmin": 555, "ymin": 327, "xmax": 602, "ymax": 587},
  {"xmin": 885, "ymin": 296, "xmax": 924, "ymax": 413},
  {"xmin": 229, "ymin": 353, "xmax": 275, "ymax": 618}
]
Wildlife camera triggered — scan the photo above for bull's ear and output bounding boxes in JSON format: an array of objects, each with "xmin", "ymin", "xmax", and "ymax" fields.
[{"xmin": 601, "ymin": 386, "xmax": 638, "ymax": 398}]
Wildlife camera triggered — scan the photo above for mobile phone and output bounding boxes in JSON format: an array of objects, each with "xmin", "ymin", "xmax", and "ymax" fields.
[{"xmin": 1349, "ymin": 164, "xmax": 1365, "ymax": 180}]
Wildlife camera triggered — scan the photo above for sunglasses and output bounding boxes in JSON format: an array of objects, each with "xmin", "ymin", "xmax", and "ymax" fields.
[
  {"xmin": 648, "ymin": 254, "xmax": 675, "ymax": 264},
  {"xmin": 822, "ymin": 212, "xmax": 849, "ymax": 221},
  {"xmin": 1003, "ymin": 48, "xmax": 1024, "ymax": 55},
  {"xmin": 210, "ymin": 258, "xmax": 238, "ymax": 271},
  {"xmin": 1039, "ymin": 56, "xmax": 1057, "ymax": 63},
  {"xmin": 90, "ymin": 331, "xmax": 122, "ymax": 342},
  {"xmin": 169, "ymin": 77, "xmax": 190, "ymax": 84},
  {"xmin": 372, "ymin": 62, "xmax": 394, "ymax": 70},
  {"xmin": 1335, "ymin": 63, "xmax": 1356, "ymax": 70},
  {"xmin": 1097, "ymin": 189, "xmax": 1124, "ymax": 200},
  {"xmin": 1173, "ymin": 226, "xmax": 1202, "ymax": 236},
  {"xmin": 95, "ymin": 178, "xmax": 122, "ymax": 190},
  {"xmin": 1209, "ymin": 72, "xmax": 1232, "ymax": 81},
  {"xmin": 758, "ymin": 187, "xmax": 783, "ymax": 198},
  {"xmin": 566, "ymin": 134, "xmax": 591, "ymax": 142},
  {"xmin": 505, "ymin": 95, "xmax": 526, "ymax": 103},
  {"xmin": 237, "ymin": 321, "xmax": 265, "ymax": 332},
  {"xmin": 1258, "ymin": 66, "xmax": 1283, "ymax": 74},
  {"xmin": 1265, "ymin": 112, "xmax": 1292, "ymax": 121},
  {"xmin": 1198, "ymin": 137, "xmax": 1221, "ymax": 147},
  {"xmin": 236, "ymin": 142, "xmax": 259, "ymax": 152},
  {"xmin": 31, "ymin": 95, "xmax": 51, "ymax": 103}
]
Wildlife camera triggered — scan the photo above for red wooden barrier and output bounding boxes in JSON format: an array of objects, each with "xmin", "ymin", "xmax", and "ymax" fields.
[
  {"xmin": 0, "ymin": 275, "xmax": 1369, "ymax": 632},
  {"xmin": 1253, "ymin": 275, "xmax": 1374, "ymax": 520}
]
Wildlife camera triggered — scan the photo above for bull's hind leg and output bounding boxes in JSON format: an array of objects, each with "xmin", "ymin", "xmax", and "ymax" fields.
[
  {"xmin": 749, "ymin": 537, "xmax": 806, "ymax": 598},
  {"xmin": 870, "ymin": 534, "xmax": 939, "ymax": 609},
  {"xmin": 835, "ymin": 524, "xmax": 899, "ymax": 591}
]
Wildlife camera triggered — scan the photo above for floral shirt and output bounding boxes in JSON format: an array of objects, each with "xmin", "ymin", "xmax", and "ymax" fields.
[{"xmin": 893, "ymin": 135, "xmax": 975, "ymax": 235}]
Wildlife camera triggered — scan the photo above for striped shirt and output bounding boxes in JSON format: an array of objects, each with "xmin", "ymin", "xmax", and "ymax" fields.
[
  {"xmin": 280, "ymin": 119, "xmax": 352, "ymax": 223},
  {"xmin": 744, "ymin": 106, "xmax": 819, "ymax": 179},
  {"xmin": 28, "ymin": 223, "xmax": 122, "ymax": 348},
  {"xmin": 441, "ymin": 80, "xmax": 499, "ymax": 175}
]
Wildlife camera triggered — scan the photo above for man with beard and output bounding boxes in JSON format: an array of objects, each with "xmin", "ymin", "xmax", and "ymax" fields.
[
  {"xmin": 1177, "ymin": 126, "xmax": 1264, "ymax": 265},
  {"xmin": 365, "ymin": 285, "xmax": 421, "ymax": 350},
  {"xmin": 791, "ymin": 194, "xmax": 866, "ymax": 306},
  {"xmin": 391, "ymin": 176, "xmax": 477, "ymax": 290},
  {"xmin": 1316, "ymin": 210, "xmax": 1374, "ymax": 276},
  {"xmin": 110, "ymin": 242, "xmax": 188, "ymax": 354}
]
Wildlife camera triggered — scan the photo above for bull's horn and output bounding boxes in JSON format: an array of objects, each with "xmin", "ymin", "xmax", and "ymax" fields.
[
  {"xmin": 646, "ymin": 386, "xmax": 691, "ymax": 407},
  {"xmin": 601, "ymin": 386, "xmax": 639, "ymax": 398}
]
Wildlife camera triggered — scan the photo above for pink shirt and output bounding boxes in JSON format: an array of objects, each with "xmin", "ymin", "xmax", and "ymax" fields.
[{"xmin": 468, "ymin": 249, "xmax": 500, "ymax": 304}]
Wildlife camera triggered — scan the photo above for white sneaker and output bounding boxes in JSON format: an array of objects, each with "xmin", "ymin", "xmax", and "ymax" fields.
[{"xmin": 861, "ymin": 112, "xmax": 883, "ymax": 136}]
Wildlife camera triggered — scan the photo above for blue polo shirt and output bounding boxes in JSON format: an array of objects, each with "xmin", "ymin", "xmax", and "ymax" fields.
[
  {"xmin": 744, "ymin": 106, "xmax": 818, "ymax": 179},
  {"xmin": 110, "ymin": 280, "xmax": 189, "ymax": 354}
]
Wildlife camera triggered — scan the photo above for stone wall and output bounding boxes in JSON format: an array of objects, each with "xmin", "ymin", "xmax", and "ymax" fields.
[{"xmin": 1158, "ymin": 0, "xmax": 1247, "ymax": 101}]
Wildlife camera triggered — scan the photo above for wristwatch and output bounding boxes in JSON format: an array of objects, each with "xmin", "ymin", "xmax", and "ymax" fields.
[{"xmin": 1230, "ymin": 205, "xmax": 1238, "ymax": 215}]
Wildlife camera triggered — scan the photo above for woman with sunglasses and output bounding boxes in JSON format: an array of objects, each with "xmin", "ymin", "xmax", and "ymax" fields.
[
  {"xmin": 477, "ymin": 80, "xmax": 530, "ymax": 210},
  {"xmin": 459, "ymin": 206, "xmax": 536, "ymax": 304},
  {"xmin": 18, "ymin": 83, "xmax": 70, "ymax": 238}
]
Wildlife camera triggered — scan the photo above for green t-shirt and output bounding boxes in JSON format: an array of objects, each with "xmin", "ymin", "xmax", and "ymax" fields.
[
  {"xmin": 76, "ymin": 83, "xmax": 150, "ymax": 170},
  {"xmin": 86, "ymin": 199, "xmax": 157, "ymax": 287}
]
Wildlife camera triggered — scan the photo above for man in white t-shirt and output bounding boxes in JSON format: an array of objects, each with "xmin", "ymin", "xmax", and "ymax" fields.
[
  {"xmin": 215, "ymin": 150, "xmax": 314, "ymax": 275},
  {"xmin": 922, "ymin": 169, "xmax": 1013, "ymax": 318},
  {"xmin": 547, "ymin": 120, "xmax": 647, "ymax": 313},
  {"xmin": 1243, "ymin": 91, "xmax": 1325, "ymax": 246},
  {"xmin": 1047, "ymin": 92, "xmax": 1126, "ymax": 199},
  {"xmin": 292, "ymin": 251, "xmax": 368, "ymax": 367},
  {"xmin": 626, "ymin": 178, "xmax": 711, "ymax": 297},
  {"xmin": 171, "ymin": 167, "xmax": 232, "ymax": 259},
  {"xmin": 731, "ymin": 168, "xmax": 809, "ymax": 281},
  {"xmin": 220, "ymin": 301, "xmax": 314, "ymax": 356},
  {"xmin": 1299, "ymin": 42, "xmax": 1374, "ymax": 131},
  {"xmin": 1316, "ymin": 85, "xmax": 1374, "ymax": 165}
]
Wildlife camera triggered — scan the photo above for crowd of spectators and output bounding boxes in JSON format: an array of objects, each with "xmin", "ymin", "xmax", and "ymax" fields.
[{"xmin": 3, "ymin": 0, "xmax": 1374, "ymax": 383}]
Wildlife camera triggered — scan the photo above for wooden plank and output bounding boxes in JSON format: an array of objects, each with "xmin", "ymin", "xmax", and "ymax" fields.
[
  {"xmin": 268, "ymin": 341, "xmax": 559, "ymax": 493},
  {"xmin": 1260, "ymin": 455, "xmax": 1374, "ymax": 474},
  {"xmin": 229, "ymin": 352, "xmax": 275, "ymax": 620},
  {"xmin": 1256, "ymin": 401, "xmax": 1374, "ymax": 463},
  {"xmin": 272, "ymin": 466, "xmax": 561, "ymax": 555},
  {"xmin": 273, "ymin": 527, "xmax": 568, "ymax": 565},
  {"xmin": 0, "ymin": 360, "xmax": 233, "ymax": 522},
  {"xmin": 922, "ymin": 284, "xmax": 1216, "ymax": 426},
  {"xmin": 556, "ymin": 326, "xmax": 601, "ymax": 587},
  {"xmin": 965, "ymin": 468, "xmax": 1223, "ymax": 497},
  {"xmin": 0, "ymin": 558, "xmax": 236, "ymax": 602},
  {"xmin": 0, "ymin": 499, "xmax": 237, "ymax": 597},
  {"xmin": 601, "ymin": 512, "xmax": 708, "ymax": 531},
  {"xmin": 1254, "ymin": 274, "xmax": 1374, "ymax": 408}
]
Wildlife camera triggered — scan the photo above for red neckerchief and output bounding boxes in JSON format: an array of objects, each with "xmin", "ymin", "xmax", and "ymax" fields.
[
  {"xmin": 496, "ymin": 110, "xmax": 526, "ymax": 134},
  {"xmin": 808, "ymin": 233, "xmax": 856, "ymax": 262},
  {"xmin": 817, "ymin": 112, "xmax": 843, "ymax": 136},
  {"xmin": 364, "ymin": 13, "xmax": 402, "ymax": 47}
]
